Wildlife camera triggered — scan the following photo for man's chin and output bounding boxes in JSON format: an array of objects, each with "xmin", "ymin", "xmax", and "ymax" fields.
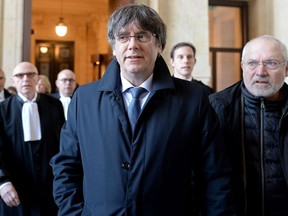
[{"xmin": 125, "ymin": 66, "xmax": 144, "ymax": 74}]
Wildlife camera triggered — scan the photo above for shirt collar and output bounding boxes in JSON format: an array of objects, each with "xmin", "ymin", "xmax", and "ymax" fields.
[
  {"xmin": 120, "ymin": 73, "xmax": 153, "ymax": 93},
  {"xmin": 17, "ymin": 92, "xmax": 38, "ymax": 102},
  {"xmin": 60, "ymin": 93, "xmax": 71, "ymax": 98},
  {"xmin": 0, "ymin": 90, "xmax": 4, "ymax": 102}
]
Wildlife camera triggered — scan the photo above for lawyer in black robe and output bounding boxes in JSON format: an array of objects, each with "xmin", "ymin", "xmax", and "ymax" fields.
[{"xmin": 0, "ymin": 62, "xmax": 65, "ymax": 216}]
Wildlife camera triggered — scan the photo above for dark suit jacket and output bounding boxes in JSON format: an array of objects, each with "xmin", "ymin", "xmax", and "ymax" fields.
[
  {"xmin": 50, "ymin": 92, "xmax": 60, "ymax": 99},
  {"xmin": 0, "ymin": 93, "xmax": 65, "ymax": 216},
  {"xmin": 192, "ymin": 78, "xmax": 215, "ymax": 94},
  {"xmin": 51, "ymin": 92, "xmax": 73, "ymax": 101},
  {"xmin": 3, "ymin": 89, "xmax": 11, "ymax": 99},
  {"xmin": 51, "ymin": 56, "xmax": 235, "ymax": 216}
]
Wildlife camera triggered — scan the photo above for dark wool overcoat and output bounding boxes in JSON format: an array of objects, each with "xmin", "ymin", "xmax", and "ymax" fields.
[{"xmin": 51, "ymin": 56, "xmax": 236, "ymax": 216}]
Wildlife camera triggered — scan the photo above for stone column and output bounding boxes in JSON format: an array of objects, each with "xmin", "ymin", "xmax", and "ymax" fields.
[
  {"xmin": 1, "ymin": 0, "xmax": 24, "ymax": 87},
  {"xmin": 0, "ymin": 1, "xmax": 3, "ymax": 67},
  {"xmin": 249, "ymin": 0, "xmax": 288, "ymax": 44},
  {"xmin": 135, "ymin": 0, "xmax": 212, "ymax": 86},
  {"xmin": 248, "ymin": 0, "xmax": 288, "ymax": 83}
]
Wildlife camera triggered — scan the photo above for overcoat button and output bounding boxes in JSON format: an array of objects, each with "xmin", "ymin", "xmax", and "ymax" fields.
[{"xmin": 121, "ymin": 162, "xmax": 130, "ymax": 170}]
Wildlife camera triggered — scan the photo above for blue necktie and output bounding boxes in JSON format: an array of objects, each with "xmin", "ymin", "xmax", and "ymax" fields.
[{"xmin": 128, "ymin": 87, "xmax": 146, "ymax": 130}]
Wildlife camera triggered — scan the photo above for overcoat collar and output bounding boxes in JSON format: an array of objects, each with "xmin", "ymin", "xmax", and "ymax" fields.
[{"xmin": 97, "ymin": 55, "xmax": 175, "ymax": 93}]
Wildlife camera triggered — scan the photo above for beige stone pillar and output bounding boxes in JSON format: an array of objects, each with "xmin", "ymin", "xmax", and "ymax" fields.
[
  {"xmin": 135, "ymin": 0, "xmax": 212, "ymax": 86},
  {"xmin": 249, "ymin": 0, "xmax": 288, "ymax": 43},
  {"xmin": 1, "ymin": 0, "xmax": 24, "ymax": 87},
  {"xmin": 0, "ymin": 1, "xmax": 3, "ymax": 68},
  {"xmin": 248, "ymin": 0, "xmax": 288, "ymax": 83}
]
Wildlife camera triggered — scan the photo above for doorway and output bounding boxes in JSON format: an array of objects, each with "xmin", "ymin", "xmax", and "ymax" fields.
[
  {"xmin": 209, "ymin": 0, "xmax": 248, "ymax": 91},
  {"xmin": 35, "ymin": 40, "xmax": 74, "ymax": 93}
]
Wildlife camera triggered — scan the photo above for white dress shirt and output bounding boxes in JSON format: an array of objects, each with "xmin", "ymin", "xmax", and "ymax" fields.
[
  {"xmin": 60, "ymin": 95, "xmax": 71, "ymax": 120},
  {"xmin": 0, "ymin": 90, "xmax": 4, "ymax": 102},
  {"xmin": 120, "ymin": 73, "xmax": 153, "ymax": 111}
]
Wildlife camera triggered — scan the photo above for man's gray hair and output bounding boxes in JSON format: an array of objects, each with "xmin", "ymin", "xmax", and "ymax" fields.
[
  {"xmin": 242, "ymin": 35, "xmax": 288, "ymax": 62},
  {"xmin": 107, "ymin": 4, "xmax": 167, "ymax": 50}
]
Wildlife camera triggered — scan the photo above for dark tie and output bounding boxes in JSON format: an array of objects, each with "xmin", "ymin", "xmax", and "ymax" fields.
[{"xmin": 128, "ymin": 87, "xmax": 146, "ymax": 130}]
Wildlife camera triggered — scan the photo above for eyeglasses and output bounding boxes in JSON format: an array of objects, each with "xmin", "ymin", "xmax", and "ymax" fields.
[
  {"xmin": 59, "ymin": 78, "xmax": 75, "ymax": 83},
  {"xmin": 242, "ymin": 60, "xmax": 286, "ymax": 70},
  {"xmin": 115, "ymin": 32, "xmax": 157, "ymax": 44},
  {"xmin": 13, "ymin": 72, "xmax": 37, "ymax": 79}
]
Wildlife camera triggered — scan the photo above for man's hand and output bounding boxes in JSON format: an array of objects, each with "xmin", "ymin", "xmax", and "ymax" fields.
[{"xmin": 0, "ymin": 183, "xmax": 20, "ymax": 207}]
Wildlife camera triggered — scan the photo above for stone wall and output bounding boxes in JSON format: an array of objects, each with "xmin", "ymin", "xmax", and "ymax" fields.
[{"xmin": 1, "ymin": 0, "xmax": 288, "ymax": 87}]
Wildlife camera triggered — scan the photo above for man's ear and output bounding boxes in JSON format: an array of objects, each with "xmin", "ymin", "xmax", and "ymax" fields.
[
  {"xmin": 55, "ymin": 80, "xmax": 59, "ymax": 88},
  {"xmin": 285, "ymin": 65, "xmax": 288, "ymax": 77},
  {"xmin": 240, "ymin": 62, "xmax": 245, "ymax": 71},
  {"xmin": 170, "ymin": 59, "xmax": 175, "ymax": 67}
]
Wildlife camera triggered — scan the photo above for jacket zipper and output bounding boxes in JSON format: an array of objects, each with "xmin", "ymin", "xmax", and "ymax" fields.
[
  {"xmin": 260, "ymin": 98, "xmax": 265, "ymax": 216},
  {"xmin": 279, "ymin": 111, "xmax": 288, "ymax": 184}
]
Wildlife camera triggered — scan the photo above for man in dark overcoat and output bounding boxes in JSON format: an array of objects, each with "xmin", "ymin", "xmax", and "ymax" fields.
[{"xmin": 51, "ymin": 4, "xmax": 236, "ymax": 216}]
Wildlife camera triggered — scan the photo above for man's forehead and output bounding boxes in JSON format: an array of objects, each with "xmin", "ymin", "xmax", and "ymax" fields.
[
  {"xmin": 13, "ymin": 63, "xmax": 38, "ymax": 75},
  {"xmin": 176, "ymin": 46, "xmax": 193, "ymax": 53},
  {"xmin": 248, "ymin": 39, "xmax": 280, "ymax": 51},
  {"xmin": 244, "ymin": 40, "xmax": 282, "ymax": 58},
  {"xmin": 14, "ymin": 69, "xmax": 37, "ymax": 75},
  {"xmin": 118, "ymin": 24, "xmax": 145, "ymax": 33},
  {"xmin": 59, "ymin": 72, "xmax": 74, "ymax": 78}
]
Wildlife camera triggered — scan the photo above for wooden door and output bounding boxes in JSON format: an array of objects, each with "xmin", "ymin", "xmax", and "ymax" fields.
[{"xmin": 35, "ymin": 40, "xmax": 74, "ymax": 93}]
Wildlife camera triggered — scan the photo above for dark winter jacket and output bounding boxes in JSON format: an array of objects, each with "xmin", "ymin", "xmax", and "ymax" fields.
[{"xmin": 209, "ymin": 80, "xmax": 288, "ymax": 215}]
